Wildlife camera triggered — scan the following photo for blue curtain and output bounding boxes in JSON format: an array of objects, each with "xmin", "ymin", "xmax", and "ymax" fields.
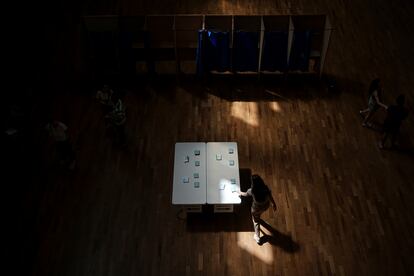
[
  {"xmin": 205, "ymin": 31, "xmax": 231, "ymax": 72},
  {"xmin": 196, "ymin": 30, "xmax": 205, "ymax": 76},
  {"xmin": 233, "ymin": 31, "xmax": 259, "ymax": 72},
  {"xmin": 261, "ymin": 31, "xmax": 288, "ymax": 72},
  {"xmin": 289, "ymin": 31, "xmax": 311, "ymax": 71}
]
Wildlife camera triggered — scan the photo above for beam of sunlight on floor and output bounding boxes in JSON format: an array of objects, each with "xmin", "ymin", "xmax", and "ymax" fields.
[
  {"xmin": 269, "ymin": 102, "xmax": 282, "ymax": 112},
  {"xmin": 231, "ymin": 102, "xmax": 259, "ymax": 127},
  {"xmin": 237, "ymin": 232, "xmax": 274, "ymax": 265},
  {"xmin": 218, "ymin": 178, "xmax": 240, "ymax": 203}
]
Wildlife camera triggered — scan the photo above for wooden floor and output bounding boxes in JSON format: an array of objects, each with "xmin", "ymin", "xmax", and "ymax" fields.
[{"xmin": 5, "ymin": 0, "xmax": 414, "ymax": 276}]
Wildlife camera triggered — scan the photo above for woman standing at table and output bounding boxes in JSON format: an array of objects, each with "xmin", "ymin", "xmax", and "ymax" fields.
[{"xmin": 237, "ymin": 175, "xmax": 277, "ymax": 244}]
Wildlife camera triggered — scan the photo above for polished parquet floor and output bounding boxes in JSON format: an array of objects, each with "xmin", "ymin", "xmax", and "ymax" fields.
[{"xmin": 5, "ymin": 0, "xmax": 414, "ymax": 275}]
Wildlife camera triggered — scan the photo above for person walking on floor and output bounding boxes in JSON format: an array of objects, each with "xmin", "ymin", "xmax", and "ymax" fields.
[
  {"xmin": 378, "ymin": 94, "xmax": 408, "ymax": 149},
  {"xmin": 237, "ymin": 174, "xmax": 277, "ymax": 244},
  {"xmin": 96, "ymin": 84, "xmax": 114, "ymax": 114},
  {"xmin": 45, "ymin": 120, "xmax": 76, "ymax": 169},
  {"xmin": 360, "ymin": 78, "xmax": 387, "ymax": 127},
  {"xmin": 105, "ymin": 93, "xmax": 127, "ymax": 146}
]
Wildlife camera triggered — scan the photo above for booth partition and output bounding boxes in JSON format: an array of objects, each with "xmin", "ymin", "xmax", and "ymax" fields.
[
  {"xmin": 119, "ymin": 16, "xmax": 146, "ymax": 75},
  {"xmin": 202, "ymin": 16, "xmax": 233, "ymax": 73},
  {"xmin": 233, "ymin": 16, "xmax": 261, "ymax": 73},
  {"xmin": 261, "ymin": 16, "xmax": 290, "ymax": 73},
  {"xmin": 84, "ymin": 15, "xmax": 120, "ymax": 76},
  {"xmin": 83, "ymin": 14, "xmax": 332, "ymax": 78},
  {"xmin": 176, "ymin": 16, "xmax": 203, "ymax": 74}
]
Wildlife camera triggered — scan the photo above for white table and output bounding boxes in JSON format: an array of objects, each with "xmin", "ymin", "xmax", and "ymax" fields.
[
  {"xmin": 172, "ymin": 143, "xmax": 207, "ymax": 212},
  {"xmin": 206, "ymin": 142, "xmax": 241, "ymax": 212},
  {"xmin": 172, "ymin": 142, "xmax": 241, "ymax": 213}
]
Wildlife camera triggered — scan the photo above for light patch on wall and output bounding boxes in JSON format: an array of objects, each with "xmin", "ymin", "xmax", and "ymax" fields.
[
  {"xmin": 237, "ymin": 232, "xmax": 273, "ymax": 265},
  {"xmin": 269, "ymin": 102, "xmax": 282, "ymax": 112},
  {"xmin": 231, "ymin": 102, "xmax": 259, "ymax": 127}
]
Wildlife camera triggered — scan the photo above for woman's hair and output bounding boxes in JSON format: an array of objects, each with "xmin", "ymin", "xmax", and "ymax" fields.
[
  {"xmin": 369, "ymin": 78, "xmax": 381, "ymax": 94},
  {"xmin": 251, "ymin": 174, "xmax": 269, "ymax": 202}
]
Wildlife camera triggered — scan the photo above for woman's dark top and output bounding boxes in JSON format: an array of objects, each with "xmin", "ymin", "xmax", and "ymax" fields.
[{"xmin": 246, "ymin": 187, "xmax": 271, "ymax": 212}]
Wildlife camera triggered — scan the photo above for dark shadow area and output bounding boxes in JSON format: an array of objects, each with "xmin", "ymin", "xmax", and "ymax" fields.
[
  {"xmin": 361, "ymin": 121, "xmax": 383, "ymax": 132},
  {"xmin": 176, "ymin": 78, "xmax": 210, "ymax": 102},
  {"xmin": 359, "ymin": 119, "xmax": 413, "ymax": 155},
  {"xmin": 383, "ymin": 147, "xmax": 414, "ymax": 157},
  {"xmin": 391, "ymin": 133, "xmax": 414, "ymax": 157},
  {"xmin": 186, "ymin": 168, "xmax": 253, "ymax": 232},
  {"xmin": 142, "ymin": 75, "xmax": 180, "ymax": 102},
  {"xmin": 186, "ymin": 204, "xmax": 252, "ymax": 232},
  {"xmin": 186, "ymin": 73, "xmax": 347, "ymax": 102},
  {"xmin": 323, "ymin": 74, "xmax": 366, "ymax": 97},
  {"xmin": 79, "ymin": 74, "xmax": 180, "ymax": 104},
  {"xmin": 201, "ymin": 74, "xmax": 332, "ymax": 102},
  {"xmin": 94, "ymin": 72, "xmax": 351, "ymax": 104},
  {"xmin": 258, "ymin": 219, "xmax": 300, "ymax": 253}
]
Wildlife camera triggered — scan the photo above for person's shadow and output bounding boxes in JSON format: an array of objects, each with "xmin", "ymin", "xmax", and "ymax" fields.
[{"xmin": 258, "ymin": 219, "xmax": 300, "ymax": 253}]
